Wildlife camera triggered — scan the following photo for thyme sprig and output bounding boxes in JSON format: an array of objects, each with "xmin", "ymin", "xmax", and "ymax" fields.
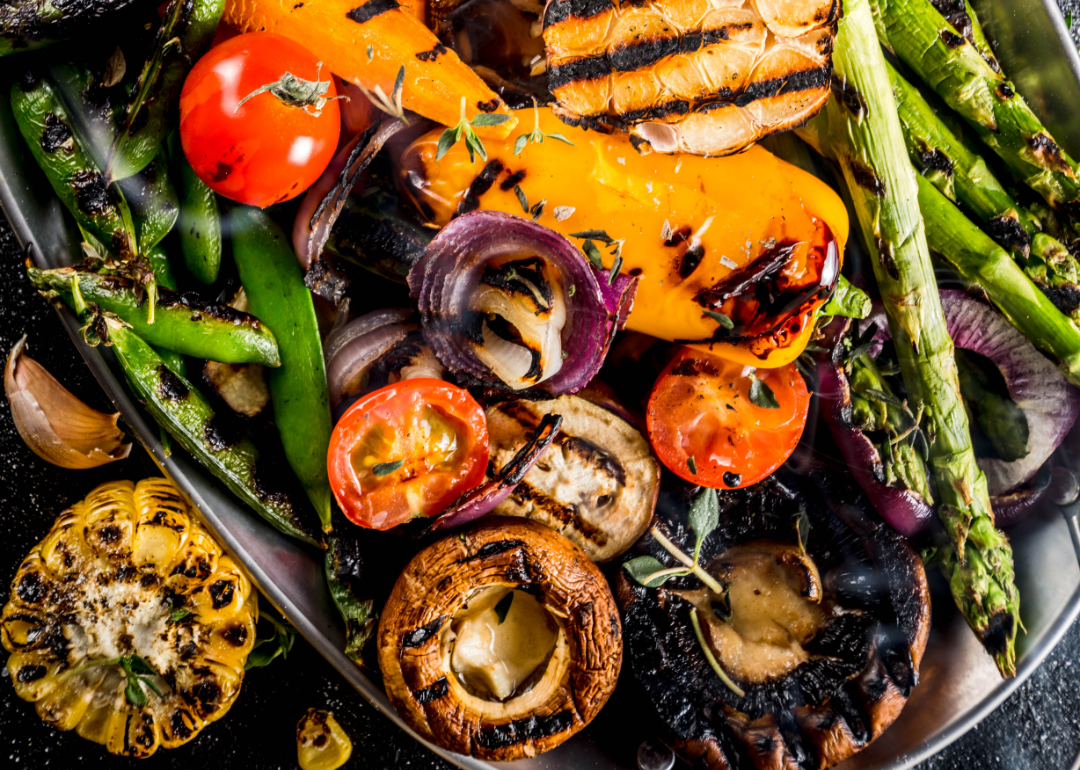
[
  {"xmin": 513, "ymin": 99, "xmax": 575, "ymax": 155},
  {"xmin": 436, "ymin": 97, "xmax": 512, "ymax": 162},
  {"xmin": 355, "ymin": 65, "xmax": 408, "ymax": 123}
]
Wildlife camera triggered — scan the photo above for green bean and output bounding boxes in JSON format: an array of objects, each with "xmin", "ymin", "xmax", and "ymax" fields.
[
  {"xmin": 168, "ymin": 132, "xmax": 222, "ymax": 284},
  {"xmin": 231, "ymin": 207, "xmax": 333, "ymax": 533},
  {"xmin": 28, "ymin": 266, "xmax": 282, "ymax": 367},
  {"xmin": 109, "ymin": 0, "xmax": 225, "ymax": 180}
]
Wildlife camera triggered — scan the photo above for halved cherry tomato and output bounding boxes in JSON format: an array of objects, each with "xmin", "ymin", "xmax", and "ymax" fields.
[
  {"xmin": 646, "ymin": 347, "xmax": 809, "ymax": 489},
  {"xmin": 328, "ymin": 379, "xmax": 489, "ymax": 530},
  {"xmin": 179, "ymin": 32, "xmax": 340, "ymax": 207}
]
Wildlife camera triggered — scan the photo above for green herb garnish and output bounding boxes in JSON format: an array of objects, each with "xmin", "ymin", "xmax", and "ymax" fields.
[
  {"xmin": 436, "ymin": 97, "xmax": 511, "ymax": 162},
  {"xmin": 168, "ymin": 608, "xmax": 193, "ymax": 624},
  {"xmin": 748, "ymin": 373, "xmax": 780, "ymax": 409},
  {"xmin": 245, "ymin": 609, "xmax": 297, "ymax": 670},
  {"xmin": 703, "ymin": 310, "xmax": 734, "ymax": 329},
  {"xmin": 687, "ymin": 456, "xmax": 698, "ymax": 475},
  {"xmin": 355, "ymin": 65, "xmax": 408, "ymax": 123},
  {"xmin": 513, "ymin": 99, "xmax": 575, "ymax": 155},
  {"xmin": 372, "ymin": 459, "xmax": 405, "ymax": 476}
]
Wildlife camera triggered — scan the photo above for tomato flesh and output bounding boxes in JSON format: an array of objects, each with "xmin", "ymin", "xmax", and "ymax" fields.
[
  {"xmin": 647, "ymin": 348, "xmax": 809, "ymax": 489},
  {"xmin": 328, "ymin": 379, "xmax": 489, "ymax": 530},
  {"xmin": 179, "ymin": 32, "xmax": 340, "ymax": 207}
]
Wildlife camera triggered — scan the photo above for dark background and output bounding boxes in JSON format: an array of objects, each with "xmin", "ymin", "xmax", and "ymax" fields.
[{"xmin": 6, "ymin": 6, "xmax": 1080, "ymax": 769}]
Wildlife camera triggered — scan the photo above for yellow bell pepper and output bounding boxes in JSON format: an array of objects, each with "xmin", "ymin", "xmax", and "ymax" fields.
[{"xmin": 399, "ymin": 107, "xmax": 848, "ymax": 367}]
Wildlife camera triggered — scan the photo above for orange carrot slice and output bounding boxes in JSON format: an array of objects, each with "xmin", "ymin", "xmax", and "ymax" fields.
[{"xmin": 223, "ymin": 0, "xmax": 516, "ymax": 137}]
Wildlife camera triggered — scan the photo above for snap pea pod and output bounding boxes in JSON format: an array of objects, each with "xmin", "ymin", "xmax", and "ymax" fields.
[
  {"xmin": 108, "ymin": 0, "xmax": 225, "ymax": 180},
  {"xmin": 1, "ymin": 0, "xmax": 147, "ymax": 56},
  {"xmin": 123, "ymin": 148, "xmax": 179, "ymax": 252},
  {"xmin": 231, "ymin": 207, "xmax": 333, "ymax": 533},
  {"xmin": 143, "ymin": 242, "xmax": 187, "ymax": 377},
  {"xmin": 28, "ymin": 266, "xmax": 281, "ymax": 367},
  {"xmin": 9, "ymin": 72, "xmax": 137, "ymax": 260},
  {"xmin": 168, "ymin": 132, "xmax": 221, "ymax": 284},
  {"xmin": 62, "ymin": 281, "xmax": 323, "ymax": 547}
]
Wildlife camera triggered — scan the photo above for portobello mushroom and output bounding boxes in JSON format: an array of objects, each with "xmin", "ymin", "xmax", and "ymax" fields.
[
  {"xmin": 377, "ymin": 517, "xmax": 621, "ymax": 760},
  {"xmin": 616, "ymin": 467, "xmax": 930, "ymax": 770},
  {"xmin": 486, "ymin": 396, "xmax": 660, "ymax": 562}
]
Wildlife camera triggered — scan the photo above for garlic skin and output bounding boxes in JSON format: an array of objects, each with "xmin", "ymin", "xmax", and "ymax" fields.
[{"xmin": 5, "ymin": 335, "xmax": 131, "ymax": 469}]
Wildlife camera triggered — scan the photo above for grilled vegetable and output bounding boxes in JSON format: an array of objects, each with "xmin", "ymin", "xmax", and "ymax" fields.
[
  {"xmin": 231, "ymin": 207, "xmax": 333, "ymax": 531},
  {"xmin": 0, "ymin": 0, "xmax": 146, "ymax": 56},
  {"xmin": 108, "ymin": 0, "xmax": 225, "ymax": 180},
  {"xmin": 378, "ymin": 518, "xmax": 621, "ymax": 760},
  {"xmin": 485, "ymin": 396, "xmax": 659, "ymax": 563},
  {"xmin": 122, "ymin": 148, "xmax": 180, "ymax": 253},
  {"xmin": 221, "ymin": 0, "xmax": 516, "ymax": 137},
  {"xmin": 399, "ymin": 106, "xmax": 849, "ymax": 368},
  {"xmin": 888, "ymin": 62, "xmax": 1080, "ymax": 306},
  {"xmin": 1, "ymin": 478, "xmax": 257, "ymax": 757},
  {"xmin": 29, "ymin": 267, "xmax": 282, "ymax": 367},
  {"xmin": 203, "ymin": 361, "xmax": 270, "ymax": 417},
  {"xmin": 324, "ymin": 532, "xmax": 377, "ymax": 664},
  {"xmin": 801, "ymin": 0, "xmax": 1020, "ymax": 677},
  {"xmin": 542, "ymin": 0, "xmax": 836, "ymax": 156},
  {"xmin": 168, "ymin": 132, "xmax": 222, "ymax": 285},
  {"xmin": 297, "ymin": 709, "xmax": 353, "ymax": 770},
  {"xmin": 871, "ymin": 0, "xmax": 1080, "ymax": 215}
]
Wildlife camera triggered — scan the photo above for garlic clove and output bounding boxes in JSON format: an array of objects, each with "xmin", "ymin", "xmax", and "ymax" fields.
[{"xmin": 5, "ymin": 335, "xmax": 131, "ymax": 469}]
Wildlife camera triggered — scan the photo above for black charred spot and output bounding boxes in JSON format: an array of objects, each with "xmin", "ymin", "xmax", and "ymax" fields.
[
  {"xmin": 1039, "ymin": 282, "xmax": 1080, "ymax": 317},
  {"xmin": 996, "ymin": 83, "xmax": 1015, "ymax": 99},
  {"xmin": 221, "ymin": 621, "xmax": 248, "ymax": 645},
  {"xmin": 456, "ymin": 160, "xmax": 504, "ymax": 216},
  {"xmin": 190, "ymin": 680, "xmax": 223, "ymax": 718},
  {"xmin": 401, "ymin": 616, "xmax": 447, "ymax": 649},
  {"xmin": 980, "ymin": 609, "xmax": 1016, "ymax": 661},
  {"xmin": 40, "ymin": 114, "xmax": 72, "ymax": 153},
  {"xmin": 346, "ymin": 0, "xmax": 400, "ymax": 24},
  {"xmin": 314, "ymin": 734, "xmax": 328, "ymax": 747},
  {"xmin": 917, "ymin": 147, "xmax": 953, "ymax": 176},
  {"xmin": 732, "ymin": 67, "xmax": 830, "ymax": 109},
  {"xmin": 251, "ymin": 462, "xmax": 292, "ymax": 507},
  {"xmin": 629, "ymin": 134, "xmax": 650, "ymax": 153},
  {"xmin": 830, "ymin": 74, "xmax": 866, "ymax": 119},
  {"xmin": 209, "ymin": 161, "xmax": 232, "ymax": 183},
  {"xmin": 18, "ymin": 69, "xmax": 40, "ymax": 92},
  {"xmin": 208, "ymin": 580, "xmax": 235, "ymax": 610},
  {"xmin": 157, "ymin": 366, "xmax": 189, "ymax": 401},
  {"xmin": 16, "ymin": 573, "xmax": 44, "ymax": 604},
  {"xmin": 543, "ymin": 0, "xmax": 615, "ymax": 28},
  {"xmin": 629, "ymin": 267, "xmax": 643, "ymax": 276},
  {"xmin": 679, "ymin": 245, "xmax": 705, "ymax": 279},
  {"xmin": 500, "ymin": 169, "xmax": 526, "ymax": 191},
  {"xmin": 99, "ymin": 524, "xmax": 121, "ymax": 544},
  {"xmin": 71, "ymin": 170, "xmax": 114, "ymax": 216},
  {"xmin": 876, "ymin": 238, "xmax": 900, "ymax": 280},
  {"xmin": 170, "ymin": 711, "xmax": 195, "ymax": 740},
  {"xmin": 1028, "ymin": 133, "xmax": 1070, "ymax": 173},
  {"xmin": 203, "ymin": 417, "xmax": 239, "ymax": 452},
  {"xmin": 555, "ymin": 434, "xmax": 627, "ymax": 487},
  {"xmin": 416, "ymin": 42, "xmax": 448, "ymax": 62},
  {"xmin": 548, "ymin": 57, "xmax": 613, "ymax": 91},
  {"xmin": 16, "ymin": 665, "xmax": 46, "ymax": 683},
  {"xmin": 985, "ymin": 215, "xmax": 1030, "ymax": 254},
  {"xmin": 723, "ymin": 472, "xmax": 741, "ymax": 487},
  {"xmin": 851, "ymin": 160, "xmax": 886, "ymax": 197},
  {"xmin": 475, "ymin": 711, "xmax": 574, "ymax": 750},
  {"xmin": 940, "ymin": 29, "xmax": 966, "ymax": 47},
  {"xmin": 413, "ymin": 677, "xmax": 450, "ymax": 703},
  {"xmin": 670, "ymin": 356, "xmax": 720, "ymax": 378},
  {"xmin": 476, "ymin": 99, "xmax": 500, "ymax": 113},
  {"xmin": 465, "ymin": 539, "xmax": 527, "ymax": 561}
]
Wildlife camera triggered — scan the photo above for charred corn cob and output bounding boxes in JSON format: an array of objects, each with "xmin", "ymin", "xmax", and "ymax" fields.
[
  {"xmin": 542, "ymin": 0, "xmax": 837, "ymax": 155},
  {"xmin": 1, "ymin": 479, "xmax": 258, "ymax": 757}
]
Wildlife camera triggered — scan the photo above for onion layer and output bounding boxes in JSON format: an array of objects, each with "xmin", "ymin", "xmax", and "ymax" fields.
[
  {"xmin": 324, "ymin": 308, "xmax": 415, "ymax": 407},
  {"xmin": 408, "ymin": 211, "xmax": 637, "ymax": 395}
]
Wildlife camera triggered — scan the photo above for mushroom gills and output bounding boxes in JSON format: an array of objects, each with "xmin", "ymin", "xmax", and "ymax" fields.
[
  {"xmin": 678, "ymin": 541, "xmax": 825, "ymax": 684},
  {"xmin": 448, "ymin": 586, "xmax": 559, "ymax": 701}
]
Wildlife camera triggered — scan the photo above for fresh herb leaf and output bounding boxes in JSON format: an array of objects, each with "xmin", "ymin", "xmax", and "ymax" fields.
[
  {"xmin": 623, "ymin": 555, "xmax": 684, "ymax": 587},
  {"xmin": 514, "ymin": 134, "xmax": 529, "ymax": 155},
  {"xmin": 688, "ymin": 488, "xmax": 719, "ymax": 561},
  {"xmin": 245, "ymin": 611, "xmax": 297, "ymax": 670},
  {"xmin": 794, "ymin": 506, "xmax": 810, "ymax": 554},
  {"xmin": 471, "ymin": 113, "xmax": 511, "ymax": 128},
  {"xmin": 434, "ymin": 97, "xmax": 506, "ymax": 163},
  {"xmin": 125, "ymin": 677, "xmax": 148, "ymax": 707},
  {"xmin": 514, "ymin": 184, "xmax": 529, "ymax": 213},
  {"xmin": 609, "ymin": 254, "xmax": 623, "ymax": 282},
  {"xmin": 119, "ymin": 655, "xmax": 163, "ymax": 706},
  {"xmin": 687, "ymin": 456, "xmax": 698, "ymax": 475},
  {"xmin": 355, "ymin": 65, "xmax": 408, "ymax": 124},
  {"xmin": 749, "ymin": 373, "xmax": 780, "ymax": 409},
  {"xmin": 168, "ymin": 608, "xmax": 192, "ymax": 623},
  {"xmin": 372, "ymin": 459, "xmax": 405, "ymax": 476},
  {"xmin": 513, "ymin": 99, "xmax": 576, "ymax": 154},
  {"xmin": 568, "ymin": 284, "xmax": 576, "ymax": 297},
  {"xmin": 569, "ymin": 229, "xmax": 615, "ymax": 245},
  {"xmin": 530, "ymin": 199, "xmax": 546, "ymax": 221},
  {"xmin": 581, "ymin": 240, "xmax": 604, "ymax": 269},
  {"xmin": 703, "ymin": 310, "xmax": 734, "ymax": 329},
  {"xmin": 493, "ymin": 591, "xmax": 514, "ymax": 624},
  {"xmin": 435, "ymin": 128, "xmax": 457, "ymax": 161},
  {"xmin": 366, "ymin": 44, "xmax": 374, "ymax": 61},
  {"xmin": 864, "ymin": 388, "xmax": 903, "ymax": 407}
]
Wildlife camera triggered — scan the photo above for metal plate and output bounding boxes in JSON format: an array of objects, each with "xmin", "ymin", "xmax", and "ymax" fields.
[{"xmin": 1, "ymin": 1, "xmax": 1079, "ymax": 767}]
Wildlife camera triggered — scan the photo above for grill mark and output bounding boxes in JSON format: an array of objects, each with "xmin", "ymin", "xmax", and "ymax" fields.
[
  {"xmin": 401, "ymin": 616, "xmax": 447, "ymax": 649},
  {"xmin": 679, "ymin": 245, "xmax": 705, "ymax": 279},
  {"xmin": 543, "ymin": 0, "xmax": 616, "ymax": 28},
  {"xmin": 693, "ymin": 241, "xmax": 798, "ymax": 310},
  {"xmin": 851, "ymin": 159, "xmax": 886, "ymax": 197},
  {"xmin": 917, "ymin": 147, "xmax": 953, "ymax": 176},
  {"xmin": 940, "ymin": 29, "xmax": 966, "ymax": 48},
  {"xmin": 986, "ymin": 215, "xmax": 1030, "ymax": 254},
  {"xmin": 510, "ymin": 482, "xmax": 608, "ymax": 546},
  {"xmin": 1028, "ymin": 133, "xmax": 1072, "ymax": 173},
  {"xmin": 413, "ymin": 677, "xmax": 449, "ymax": 703},
  {"xmin": 732, "ymin": 67, "xmax": 831, "ymax": 108},
  {"xmin": 548, "ymin": 57, "xmax": 613, "ymax": 91},
  {"xmin": 157, "ymin": 367, "xmax": 189, "ymax": 401},
  {"xmin": 416, "ymin": 42, "xmax": 447, "ymax": 62},
  {"xmin": 476, "ymin": 99, "xmax": 500, "ymax": 113},
  {"xmin": 500, "ymin": 169, "xmax": 526, "ymax": 191},
  {"xmin": 345, "ymin": 0, "xmax": 400, "ymax": 25},
  {"xmin": 40, "ymin": 113, "xmax": 72, "ymax": 153},
  {"xmin": 555, "ymin": 434, "xmax": 627, "ymax": 486},
  {"xmin": 456, "ymin": 160, "xmax": 504, "ymax": 216},
  {"xmin": 462, "ymin": 539, "xmax": 527, "ymax": 561},
  {"xmin": 607, "ymin": 24, "xmax": 752, "ymax": 73},
  {"xmin": 475, "ymin": 710, "xmax": 574, "ymax": 750}
]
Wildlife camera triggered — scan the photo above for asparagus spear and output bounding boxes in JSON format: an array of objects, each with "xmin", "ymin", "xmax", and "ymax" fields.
[
  {"xmin": 887, "ymin": 62, "xmax": 1080, "ymax": 309},
  {"xmin": 870, "ymin": 0, "xmax": 1080, "ymax": 215},
  {"xmin": 799, "ymin": 0, "xmax": 1019, "ymax": 676}
]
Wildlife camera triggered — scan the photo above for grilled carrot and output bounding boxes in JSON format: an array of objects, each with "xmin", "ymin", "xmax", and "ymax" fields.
[{"xmin": 222, "ymin": 0, "xmax": 516, "ymax": 137}]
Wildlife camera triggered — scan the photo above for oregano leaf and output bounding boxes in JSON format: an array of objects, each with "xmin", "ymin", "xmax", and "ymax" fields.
[
  {"xmin": 688, "ymin": 488, "xmax": 719, "ymax": 559},
  {"xmin": 749, "ymin": 373, "xmax": 780, "ymax": 409},
  {"xmin": 623, "ymin": 555, "xmax": 680, "ymax": 587}
]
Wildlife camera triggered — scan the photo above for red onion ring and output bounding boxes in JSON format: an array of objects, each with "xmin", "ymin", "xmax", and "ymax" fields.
[
  {"xmin": 408, "ymin": 211, "xmax": 638, "ymax": 395},
  {"xmin": 324, "ymin": 308, "xmax": 415, "ymax": 407},
  {"xmin": 430, "ymin": 413, "xmax": 563, "ymax": 531},
  {"xmin": 866, "ymin": 289, "xmax": 1080, "ymax": 496},
  {"xmin": 815, "ymin": 317, "xmax": 935, "ymax": 538}
]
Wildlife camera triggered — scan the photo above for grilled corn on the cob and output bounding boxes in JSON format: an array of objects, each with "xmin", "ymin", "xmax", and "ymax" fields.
[
  {"xmin": 1, "ymin": 478, "xmax": 257, "ymax": 757},
  {"xmin": 543, "ymin": 0, "xmax": 837, "ymax": 155}
]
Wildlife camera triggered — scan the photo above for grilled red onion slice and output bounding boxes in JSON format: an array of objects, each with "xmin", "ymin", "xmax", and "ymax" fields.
[
  {"xmin": 816, "ymin": 318, "xmax": 935, "ymax": 538},
  {"xmin": 867, "ymin": 290, "xmax": 1080, "ymax": 497},
  {"xmin": 431, "ymin": 413, "xmax": 562, "ymax": 531},
  {"xmin": 324, "ymin": 308, "xmax": 414, "ymax": 407},
  {"xmin": 409, "ymin": 211, "xmax": 638, "ymax": 394}
]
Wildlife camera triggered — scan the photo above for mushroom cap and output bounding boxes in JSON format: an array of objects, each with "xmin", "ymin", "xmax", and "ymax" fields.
[
  {"xmin": 616, "ymin": 467, "xmax": 930, "ymax": 770},
  {"xmin": 377, "ymin": 517, "xmax": 622, "ymax": 760}
]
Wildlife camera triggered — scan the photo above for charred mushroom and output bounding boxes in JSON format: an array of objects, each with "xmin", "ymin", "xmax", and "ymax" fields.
[
  {"xmin": 486, "ymin": 396, "xmax": 660, "ymax": 562},
  {"xmin": 616, "ymin": 468, "xmax": 930, "ymax": 770},
  {"xmin": 377, "ymin": 517, "xmax": 621, "ymax": 760}
]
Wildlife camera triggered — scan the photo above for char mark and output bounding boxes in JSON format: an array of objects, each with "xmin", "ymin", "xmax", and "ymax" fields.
[
  {"xmin": 543, "ymin": 0, "xmax": 616, "ymax": 29},
  {"xmin": 916, "ymin": 147, "xmax": 953, "ymax": 176},
  {"xmin": 456, "ymin": 160, "xmax": 504, "ymax": 216},
  {"xmin": 461, "ymin": 539, "xmax": 527, "ymax": 562},
  {"xmin": 940, "ymin": 29, "xmax": 966, "ymax": 48},
  {"xmin": 203, "ymin": 417, "xmax": 240, "ymax": 452},
  {"xmin": 500, "ymin": 169, "xmax": 526, "ymax": 191},
  {"xmin": 416, "ymin": 43, "xmax": 448, "ymax": 62},
  {"xmin": 345, "ymin": 0, "xmax": 400, "ymax": 24},
  {"xmin": 401, "ymin": 615, "xmax": 447, "ymax": 649},
  {"xmin": 607, "ymin": 24, "xmax": 750, "ymax": 73},
  {"xmin": 850, "ymin": 159, "xmax": 886, "ymax": 197},
  {"xmin": 40, "ymin": 113, "xmax": 72, "ymax": 153},
  {"xmin": 555, "ymin": 434, "xmax": 627, "ymax": 487},
  {"xmin": 71, "ymin": 170, "xmax": 115, "ymax": 216},
  {"xmin": 985, "ymin": 215, "xmax": 1030, "ymax": 254},
  {"xmin": 679, "ymin": 245, "xmax": 705, "ymax": 279},
  {"xmin": 475, "ymin": 711, "xmax": 574, "ymax": 750},
  {"xmin": 413, "ymin": 677, "xmax": 450, "ymax": 704},
  {"xmin": 693, "ymin": 241, "xmax": 797, "ymax": 310},
  {"xmin": 510, "ymin": 482, "xmax": 608, "ymax": 545},
  {"xmin": 831, "ymin": 74, "xmax": 866, "ymax": 119},
  {"xmin": 157, "ymin": 366, "xmax": 190, "ymax": 401},
  {"xmin": 1027, "ymin": 132, "xmax": 1071, "ymax": 173},
  {"xmin": 548, "ymin": 57, "xmax": 613, "ymax": 91},
  {"xmin": 732, "ymin": 67, "xmax": 831, "ymax": 109}
]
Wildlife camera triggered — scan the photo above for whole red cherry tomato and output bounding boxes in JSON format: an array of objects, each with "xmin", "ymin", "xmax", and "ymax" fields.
[{"xmin": 179, "ymin": 32, "xmax": 340, "ymax": 207}]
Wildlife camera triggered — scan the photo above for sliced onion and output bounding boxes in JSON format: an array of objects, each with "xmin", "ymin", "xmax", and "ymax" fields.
[
  {"xmin": 815, "ymin": 319, "xmax": 935, "ymax": 538},
  {"xmin": 866, "ymin": 289, "xmax": 1080, "ymax": 496},
  {"xmin": 409, "ymin": 211, "xmax": 638, "ymax": 395},
  {"xmin": 324, "ymin": 308, "xmax": 415, "ymax": 407},
  {"xmin": 5, "ymin": 335, "xmax": 131, "ymax": 469},
  {"xmin": 430, "ymin": 413, "xmax": 563, "ymax": 531}
]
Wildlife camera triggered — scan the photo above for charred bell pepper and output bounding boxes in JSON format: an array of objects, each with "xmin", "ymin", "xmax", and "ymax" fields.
[
  {"xmin": 398, "ymin": 107, "xmax": 848, "ymax": 368},
  {"xmin": 28, "ymin": 267, "xmax": 281, "ymax": 367}
]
